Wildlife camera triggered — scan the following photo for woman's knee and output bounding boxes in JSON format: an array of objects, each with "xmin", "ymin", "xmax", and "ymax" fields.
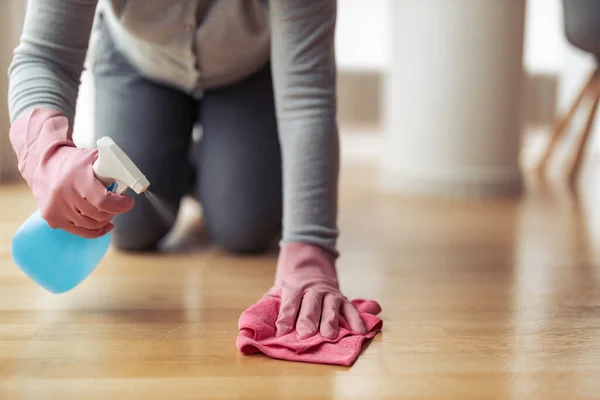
[
  {"xmin": 205, "ymin": 211, "xmax": 281, "ymax": 254},
  {"xmin": 110, "ymin": 221, "xmax": 170, "ymax": 252},
  {"xmin": 109, "ymin": 199, "xmax": 177, "ymax": 252}
]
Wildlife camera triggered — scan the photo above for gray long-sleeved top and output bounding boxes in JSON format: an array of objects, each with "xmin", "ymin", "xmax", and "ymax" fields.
[{"xmin": 7, "ymin": 0, "xmax": 340, "ymax": 256}]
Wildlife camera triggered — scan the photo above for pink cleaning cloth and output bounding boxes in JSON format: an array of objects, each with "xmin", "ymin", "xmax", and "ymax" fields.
[{"xmin": 236, "ymin": 296, "xmax": 382, "ymax": 366}]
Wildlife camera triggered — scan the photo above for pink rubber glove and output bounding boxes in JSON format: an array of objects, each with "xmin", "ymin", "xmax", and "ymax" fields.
[
  {"xmin": 9, "ymin": 108, "xmax": 134, "ymax": 238},
  {"xmin": 268, "ymin": 242, "xmax": 367, "ymax": 340}
]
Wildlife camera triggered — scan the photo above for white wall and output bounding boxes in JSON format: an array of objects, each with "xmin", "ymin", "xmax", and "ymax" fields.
[
  {"xmin": 337, "ymin": 0, "xmax": 569, "ymax": 75},
  {"xmin": 335, "ymin": 0, "xmax": 392, "ymax": 73},
  {"xmin": 524, "ymin": 0, "xmax": 565, "ymax": 73}
]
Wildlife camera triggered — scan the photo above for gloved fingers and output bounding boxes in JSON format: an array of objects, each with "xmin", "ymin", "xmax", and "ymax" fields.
[
  {"xmin": 341, "ymin": 300, "xmax": 367, "ymax": 334},
  {"xmin": 275, "ymin": 287, "xmax": 303, "ymax": 337},
  {"xmin": 69, "ymin": 203, "xmax": 112, "ymax": 230},
  {"xmin": 71, "ymin": 211, "xmax": 111, "ymax": 230},
  {"xmin": 295, "ymin": 290, "xmax": 324, "ymax": 339},
  {"xmin": 88, "ymin": 189, "xmax": 135, "ymax": 214},
  {"xmin": 320, "ymin": 294, "xmax": 343, "ymax": 339},
  {"xmin": 75, "ymin": 199, "xmax": 114, "ymax": 223},
  {"xmin": 64, "ymin": 222, "xmax": 113, "ymax": 239}
]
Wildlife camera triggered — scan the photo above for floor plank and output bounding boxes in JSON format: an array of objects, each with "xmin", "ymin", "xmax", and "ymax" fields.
[{"xmin": 1, "ymin": 165, "xmax": 600, "ymax": 400}]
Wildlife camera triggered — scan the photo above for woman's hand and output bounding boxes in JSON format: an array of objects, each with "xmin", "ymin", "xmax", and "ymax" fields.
[
  {"xmin": 267, "ymin": 242, "xmax": 366, "ymax": 340},
  {"xmin": 10, "ymin": 108, "xmax": 134, "ymax": 238}
]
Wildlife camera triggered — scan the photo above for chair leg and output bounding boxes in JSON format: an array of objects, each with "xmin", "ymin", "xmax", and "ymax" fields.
[
  {"xmin": 535, "ymin": 68, "xmax": 599, "ymax": 176},
  {"xmin": 566, "ymin": 76, "xmax": 600, "ymax": 185}
]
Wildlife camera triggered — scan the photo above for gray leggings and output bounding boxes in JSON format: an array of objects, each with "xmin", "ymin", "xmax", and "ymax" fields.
[{"xmin": 91, "ymin": 20, "xmax": 282, "ymax": 253}]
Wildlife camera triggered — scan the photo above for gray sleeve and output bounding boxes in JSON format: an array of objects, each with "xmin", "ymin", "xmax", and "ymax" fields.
[
  {"xmin": 269, "ymin": 0, "xmax": 340, "ymax": 256},
  {"xmin": 7, "ymin": 0, "xmax": 98, "ymax": 124}
]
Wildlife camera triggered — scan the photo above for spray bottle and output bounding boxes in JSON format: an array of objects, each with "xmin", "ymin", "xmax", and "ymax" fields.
[{"xmin": 10, "ymin": 137, "xmax": 150, "ymax": 294}]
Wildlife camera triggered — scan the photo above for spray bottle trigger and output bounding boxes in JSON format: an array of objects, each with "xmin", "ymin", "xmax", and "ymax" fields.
[
  {"xmin": 93, "ymin": 137, "xmax": 149, "ymax": 195},
  {"xmin": 113, "ymin": 180, "xmax": 129, "ymax": 195},
  {"xmin": 104, "ymin": 179, "xmax": 128, "ymax": 195}
]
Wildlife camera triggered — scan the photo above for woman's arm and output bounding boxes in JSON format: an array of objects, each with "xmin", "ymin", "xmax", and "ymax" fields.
[
  {"xmin": 7, "ymin": 0, "xmax": 134, "ymax": 239},
  {"xmin": 266, "ymin": 1, "xmax": 367, "ymax": 340},
  {"xmin": 8, "ymin": 0, "xmax": 98, "ymax": 124},
  {"xmin": 269, "ymin": 0, "xmax": 340, "ymax": 256}
]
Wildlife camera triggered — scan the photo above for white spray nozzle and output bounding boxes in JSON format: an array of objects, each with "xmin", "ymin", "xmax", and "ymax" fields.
[{"xmin": 92, "ymin": 137, "xmax": 150, "ymax": 195}]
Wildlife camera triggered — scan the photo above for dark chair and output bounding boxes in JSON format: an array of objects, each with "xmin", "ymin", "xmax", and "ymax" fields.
[{"xmin": 536, "ymin": 0, "xmax": 600, "ymax": 184}]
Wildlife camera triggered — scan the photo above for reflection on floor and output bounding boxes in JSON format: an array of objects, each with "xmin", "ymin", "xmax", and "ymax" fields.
[{"xmin": 0, "ymin": 157, "xmax": 599, "ymax": 399}]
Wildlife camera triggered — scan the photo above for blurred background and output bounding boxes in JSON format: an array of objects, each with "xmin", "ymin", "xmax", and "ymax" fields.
[{"xmin": 1, "ymin": 0, "xmax": 598, "ymax": 195}]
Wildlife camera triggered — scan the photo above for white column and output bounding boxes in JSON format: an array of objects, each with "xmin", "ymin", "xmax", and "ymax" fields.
[
  {"xmin": 0, "ymin": 1, "xmax": 26, "ymax": 183},
  {"xmin": 381, "ymin": 0, "xmax": 527, "ymax": 197}
]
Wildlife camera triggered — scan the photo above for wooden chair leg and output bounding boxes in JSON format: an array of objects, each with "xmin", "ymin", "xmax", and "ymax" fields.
[
  {"xmin": 535, "ymin": 68, "xmax": 599, "ymax": 176},
  {"xmin": 566, "ymin": 76, "xmax": 600, "ymax": 185}
]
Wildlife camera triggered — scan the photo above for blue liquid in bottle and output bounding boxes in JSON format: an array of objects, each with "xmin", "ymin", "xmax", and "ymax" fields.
[
  {"xmin": 11, "ymin": 182, "xmax": 117, "ymax": 294},
  {"xmin": 11, "ymin": 210, "xmax": 112, "ymax": 294}
]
